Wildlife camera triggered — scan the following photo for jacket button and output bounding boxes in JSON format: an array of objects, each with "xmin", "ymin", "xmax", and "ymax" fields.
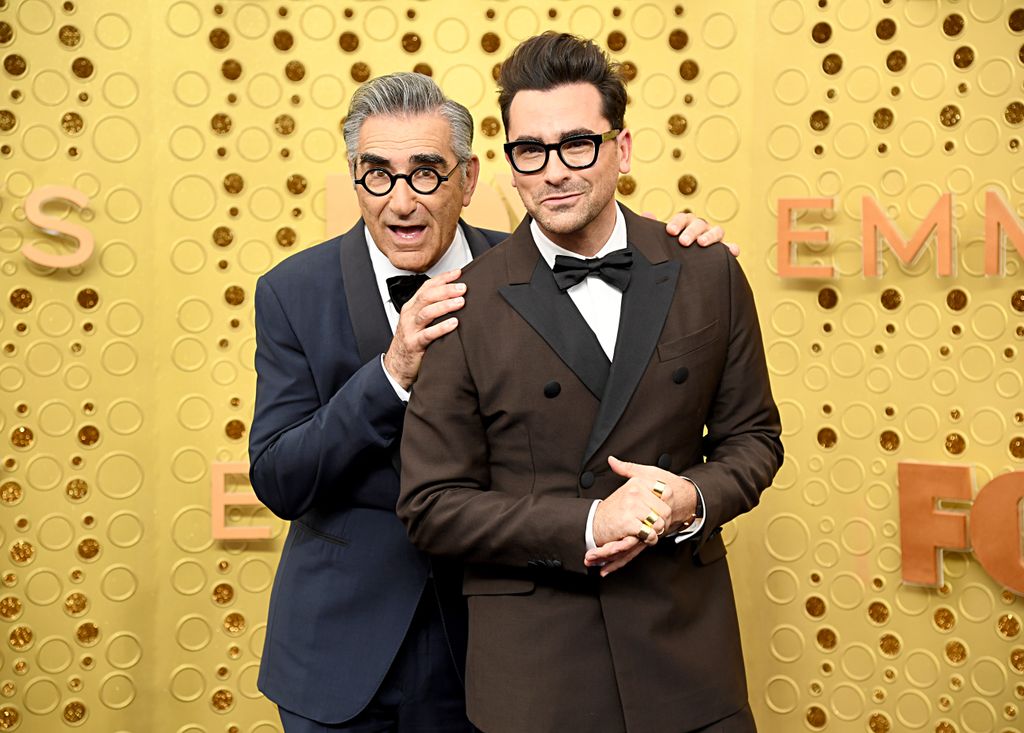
[
  {"xmin": 580, "ymin": 471, "xmax": 595, "ymax": 489},
  {"xmin": 527, "ymin": 559, "xmax": 541, "ymax": 568},
  {"xmin": 657, "ymin": 453, "xmax": 672, "ymax": 470},
  {"xmin": 672, "ymin": 367, "xmax": 689, "ymax": 384},
  {"xmin": 543, "ymin": 381, "xmax": 561, "ymax": 398}
]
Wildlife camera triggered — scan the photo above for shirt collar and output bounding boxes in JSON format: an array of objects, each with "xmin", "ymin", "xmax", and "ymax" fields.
[{"xmin": 530, "ymin": 204, "xmax": 627, "ymax": 269}]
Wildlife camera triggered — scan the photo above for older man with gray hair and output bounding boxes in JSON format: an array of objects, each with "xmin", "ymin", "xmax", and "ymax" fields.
[{"xmin": 249, "ymin": 71, "xmax": 729, "ymax": 732}]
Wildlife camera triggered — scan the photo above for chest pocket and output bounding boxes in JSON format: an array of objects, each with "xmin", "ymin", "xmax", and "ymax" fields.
[{"xmin": 657, "ymin": 319, "xmax": 719, "ymax": 362}]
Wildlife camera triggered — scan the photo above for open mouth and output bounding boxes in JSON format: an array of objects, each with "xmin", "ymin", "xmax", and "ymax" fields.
[{"xmin": 388, "ymin": 225, "xmax": 426, "ymax": 241}]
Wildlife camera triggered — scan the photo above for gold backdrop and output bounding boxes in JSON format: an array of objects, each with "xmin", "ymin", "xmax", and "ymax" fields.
[{"xmin": 1, "ymin": 1, "xmax": 1023, "ymax": 731}]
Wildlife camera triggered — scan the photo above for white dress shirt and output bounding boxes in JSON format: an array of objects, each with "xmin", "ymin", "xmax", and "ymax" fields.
[
  {"xmin": 366, "ymin": 224, "xmax": 472, "ymax": 401},
  {"xmin": 529, "ymin": 205, "xmax": 705, "ymax": 549}
]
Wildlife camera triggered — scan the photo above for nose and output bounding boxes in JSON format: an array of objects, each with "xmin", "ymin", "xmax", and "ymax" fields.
[
  {"xmin": 542, "ymin": 150, "xmax": 572, "ymax": 186},
  {"xmin": 387, "ymin": 179, "xmax": 418, "ymax": 217}
]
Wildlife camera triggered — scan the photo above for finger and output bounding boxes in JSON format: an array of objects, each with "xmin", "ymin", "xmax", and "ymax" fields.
[
  {"xmin": 665, "ymin": 212, "xmax": 694, "ymax": 237},
  {"xmin": 696, "ymin": 225, "xmax": 725, "ymax": 247},
  {"xmin": 585, "ymin": 536, "xmax": 638, "ymax": 565},
  {"xmin": 607, "ymin": 455, "xmax": 639, "ymax": 479},
  {"xmin": 415, "ymin": 295, "xmax": 465, "ymax": 325},
  {"xmin": 600, "ymin": 544, "xmax": 647, "ymax": 576},
  {"xmin": 412, "ymin": 280, "xmax": 467, "ymax": 309},
  {"xmin": 726, "ymin": 241, "xmax": 741, "ymax": 257},
  {"xmin": 415, "ymin": 317, "xmax": 459, "ymax": 347}
]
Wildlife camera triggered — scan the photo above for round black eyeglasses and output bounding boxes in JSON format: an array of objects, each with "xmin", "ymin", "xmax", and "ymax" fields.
[
  {"xmin": 353, "ymin": 164, "xmax": 459, "ymax": 196},
  {"xmin": 503, "ymin": 129, "xmax": 621, "ymax": 174}
]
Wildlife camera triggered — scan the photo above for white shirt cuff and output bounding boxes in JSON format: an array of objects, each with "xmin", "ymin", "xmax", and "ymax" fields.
[
  {"xmin": 380, "ymin": 354, "xmax": 411, "ymax": 402},
  {"xmin": 584, "ymin": 499, "xmax": 601, "ymax": 551},
  {"xmin": 672, "ymin": 477, "xmax": 706, "ymax": 543}
]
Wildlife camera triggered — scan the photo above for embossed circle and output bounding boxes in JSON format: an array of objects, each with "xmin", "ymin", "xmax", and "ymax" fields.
[
  {"xmin": 177, "ymin": 299, "xmax": 212, "ymax": 333},
  {"xmin": 95, "ymin": 13, "xmax": 131, "ymax": 49},
  {"xmin": 27, "ymin": 454, "xmax": 62, "ymax": 491},
  {"xmin": 169, "ymin": 665, "xmax": 205, "ymax": 702},
  {"xmin": 840, "ymin": 642, "xmax": 876, "ymax": 681},
  {"xmin": 99, "ymin": 241, "xmax": 137, "ymax": 278},
  {"xmin": 25, "ymin": 569, "xmax": 62, "ymax": 605},
  {"xmin": 24, "ymin": 678, "xmax": 60, "ymax": 714},
  {"xmin": 829, "ymin": 571, "xmax": 866, "ymax": 609},
  {"xmin": 899, "ymin": 121, "xmax": 935, "ymax": 157},
  {"xmin": 433, "ymin": 18, "xmax": 468, "ymax": 52},
  {"xmin": 99, "ymin": 672, "xmax": 136, "ymax": 709},
  {"xmin": 249, "ymin": 187, "xmax": 284, "ymax": 222},
  {"xmin": 38, "ymin": 514, "xmax": 74, "ymax": 550},
  {"xmin": 22, "ymin": 125, "xmax": 59, "ymax": 160},
  {"xmin": 170, "ymin": 175, "xmax": 217, "ymax": 221},
  {"xmin": 302, "ymin": 128, "xmax": 337, "ymax": 164},
  {"xmin": 166, "ymin": 2, "xmax": 202, "ymax": 37},
  {"xmin": 439, "ymin": 65, "xmax": 485, "ymax": 108},
  {"xmin": 765, "ymin": 514, "xmax": 809, "ymax": 561},
  {"xmin": 171, "ymin": 506, "xmax": 214, "ymax": 553},
  {"xmin": 695, "ymin": 115, "xmax": 740, "ymax": 162},
  {"xmin": 37, "ymin": 636, "xmax": 73, "ymax": 673},
  {"xmin": 829, "ymin": 682, "xmax": 864, "ymax": 722},
  {"xmin": 910, "ymin": 62, "xmax": 946, "ymax": 100},
  {"xmin": 170, "ymin": 560, "xmax": 206, "ymax": 596},
  {"xmin": 177, "ymin": 395, "xmax": 213, "ymax": 431},
  {"xmin": 237, "ymin": 127, "xmax": 271, "ymax": 162},
  {"xmin": 773, "ymin": 69, "xmax": 808, "ymax": 105},
  {"xmin": 846, "ymin": 66, "xmax": 881, "ymax": 102},
  {"xmin": 238, "ymin": 240, "xmax": 273, "ymax": 275},
  {"xmin": 765, "ymin": 675, "xmax": 799, "ymax": 714},
  {"xmin": 171, "ymin": 337, "xmax": 207, "ymax": 372},
  {"xmin": 895, "ymin": 689, "xmax": 931, "ymax": 729},
  {"xmin": 38, "ymin": 401, "xmax": 74, "ymax": 437},
  {"xmin": 958, "ymin": 584, "xmax": 994, "ymax": 623},
  {"xmin": 300, "ymin": 5, "xmax": 335, "ymax": 40},
  {"xmin": 171, "ymin": 447, "xmax": 207, "ymax": 484},
  {"xmin": 17, "ymin": 0, "xmax": 55, "ymax": 33},
  {"xmin": 100, "ymin": 341, "xmax": 138, "ymax": 376},
  {"xmin": 106, "ymin": 632, "xmax": 143, "ymax": 670},
  {"xmin": 769, "ymin": 624, "xmax": 804, "ymax": 663},
  {"xmin": 100, "ymin": 565, "xmax": 137, "ymax": 602},
  {"xmin": 93, "ymin": 116, "xmax": 140, "ymax": 163},
  {"xmin": 247, "ymin": 73, "xmax": 282, "ymax": 109},
  {"xmin": 107, "ymin": 512, "xmax": 144, "ymax": 548},
  {"xmin": 769, "ymin": 0, "xmax": 804, "ymax": 34},
  {"xmin": 905, "ymin": 649, "xmax": 940, "ymax": 688},
  {"xmin": 96, "ymin": 452, "xmax": 143, "ymax": 499},
  {"xmin": 234, "ymin": 3, "xmax": 269, "ymax": 39},
  {"xmin": 170, "ymin": 239, "xmax": 206, "ymax": 275},
  {"xmin": 173, "ymin": 72, "xmax": 209, "ymax": 107}
]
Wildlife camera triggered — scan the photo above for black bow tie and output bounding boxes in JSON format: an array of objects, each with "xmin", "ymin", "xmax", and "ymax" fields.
[
  {"xmin": 552, "ymin": 250, "xmax": 633, "ymax": 292},
  {"xmin": 386, "ymin": 273, "xmax": 429, "ymax": 313}
]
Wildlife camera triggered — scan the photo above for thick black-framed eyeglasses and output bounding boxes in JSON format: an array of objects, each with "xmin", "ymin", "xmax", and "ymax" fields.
[
  {"xmin": 353, "ymin": 164, "xmax": 459, "ymax": 196},
  {"xmin": 503, "ymin": 129, "xmax": 621, "ymax": 174}
]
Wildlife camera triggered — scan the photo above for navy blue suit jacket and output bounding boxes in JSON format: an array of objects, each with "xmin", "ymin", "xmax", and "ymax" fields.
[{"xmin": 249, "ymin": 219, "xmax": 504, "ymax": 723}]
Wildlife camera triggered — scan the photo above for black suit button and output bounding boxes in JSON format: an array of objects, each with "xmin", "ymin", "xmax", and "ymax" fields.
[
  {"xmin": 543, "ymin": 381, "xmax": 561, "ymax": 398},
  {"xmin": 549, "ymin": 559, "xmax": 562, "ymax": 569},
  {"xmin": 657, "ymin": 453, "xmax": 672, "ymax": 470},
  {"xmin": 527, "ymin": 560, "xmax": 541, "ymax": 568},
  {"xmin": 580, "ymin": 471, "xmax": 595, "ymax": 489},
  {"xmin": 672, "ymin": 367, "xmax": 689, "ymax": 384}
]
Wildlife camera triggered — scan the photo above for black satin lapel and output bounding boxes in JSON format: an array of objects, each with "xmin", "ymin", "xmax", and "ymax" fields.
[
  {"xmin": 339, "ymin": 225, "xmax": 393, "ymax": 365},
  {"xmin": 582, "ymin": 253, "xmax": 680, "ymax": 464},
  {"xmin": 499, "ymin": 260, "xmax": 610, "ymax": 400},
  {"xmin": 462, "ymin": 220, "xmax": 494, "ymax": 259}
]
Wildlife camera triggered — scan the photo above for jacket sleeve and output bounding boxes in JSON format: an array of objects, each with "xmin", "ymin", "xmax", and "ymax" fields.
[
  {"xmin": 681, "ymin": 254, "xmax": 784, "ymax": 545},
  {"xmin": 248, "ymin": 275, "xmax": 406, "ymax": 520},
  {"xmin": 397, "ymin": 324, "xmax": 593, "ymax": 574}
]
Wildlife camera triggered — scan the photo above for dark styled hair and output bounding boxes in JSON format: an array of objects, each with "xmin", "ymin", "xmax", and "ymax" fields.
[{"xmin": 497, "ymin": 32, "xmax": 626, "ymax": 136}]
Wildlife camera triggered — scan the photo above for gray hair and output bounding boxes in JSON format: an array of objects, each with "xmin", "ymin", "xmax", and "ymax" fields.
[{"xmin": 343, "ymin": 72, "xmax": 474, "ymax": 173}]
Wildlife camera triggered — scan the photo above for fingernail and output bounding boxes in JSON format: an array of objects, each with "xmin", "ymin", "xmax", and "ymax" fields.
[{"xmin": 455, "ymin": 284, "xmax": 467, "ymax": 293}]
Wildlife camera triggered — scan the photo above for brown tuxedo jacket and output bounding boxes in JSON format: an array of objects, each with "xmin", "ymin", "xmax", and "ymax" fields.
[{"xmin": 398, "ymin": 206, "xmax": 783, "ymax": 733}]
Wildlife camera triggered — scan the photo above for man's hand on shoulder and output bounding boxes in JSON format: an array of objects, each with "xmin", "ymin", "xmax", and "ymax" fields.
[
  {"xmin": 657, "ymin": 211, "xmax": 740, "ymax": 257},
  {"xmin": 383, "ymin": 270, "xmax": 466, "ymax": 390}
]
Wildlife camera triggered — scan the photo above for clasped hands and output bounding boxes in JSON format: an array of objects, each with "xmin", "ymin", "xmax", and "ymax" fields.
[{"xmin": 585, "ymin": 456, "xmax": 698, "ymax": 577}]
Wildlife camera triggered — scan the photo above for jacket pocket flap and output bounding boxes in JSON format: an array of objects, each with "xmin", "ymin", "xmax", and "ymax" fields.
[{"xmin": 657, "ymin": 320, "xmax": 720, "ymax": 361}]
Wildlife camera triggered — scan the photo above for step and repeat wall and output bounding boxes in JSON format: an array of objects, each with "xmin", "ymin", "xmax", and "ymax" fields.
[{"xmin": 1, "ymin": 1, "xmax": 1022, "ymax": 731}]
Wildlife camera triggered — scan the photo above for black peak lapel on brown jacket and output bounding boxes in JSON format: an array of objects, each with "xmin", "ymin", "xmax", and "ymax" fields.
[
  {"xmin": 582, "ymin": 209, "xmax": 681, "ymax": 465},
  {"xmin": 497, "ymin": 217, "xmax": 611, "ymax": 401}
]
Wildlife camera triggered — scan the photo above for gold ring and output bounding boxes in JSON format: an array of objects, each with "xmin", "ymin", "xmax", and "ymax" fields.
[
  {"xmin": 636, "ymin": 524, "xmax": 651, "ymax": 542},
  {"xmin": 652, "ymin": 480, "xmax": 666, "ymax": 497},
  {"xmin": 643, "ymin": 511, "xmax": 660, "ymax": 527}
]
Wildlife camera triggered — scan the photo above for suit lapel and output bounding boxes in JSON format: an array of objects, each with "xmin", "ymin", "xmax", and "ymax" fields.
[
  {"xmin": 339, "ymin": 221, "xmax": 393, "ymax": 365},
  {"xmin": 581, "ymin": 213, "xmax": 680, "ymax": 465},
  {"xmin": 498, "ymin": 219, "xmax": 610, "ymax": 400}
]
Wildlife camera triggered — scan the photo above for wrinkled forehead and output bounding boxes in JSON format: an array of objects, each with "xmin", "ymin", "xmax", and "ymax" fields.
[{"xmin": 355, "ymin": 112, "xmax": 454, "ymax": 168}]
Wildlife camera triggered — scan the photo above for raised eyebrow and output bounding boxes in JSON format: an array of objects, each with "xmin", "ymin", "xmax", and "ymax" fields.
[{"xmin": 558, "ymin": 128, "xmax": 596, "ymax": 141}]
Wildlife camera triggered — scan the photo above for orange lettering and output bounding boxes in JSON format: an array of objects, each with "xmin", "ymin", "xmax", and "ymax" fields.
[
  {"xmin": 970, "ymin": 471, "xmax": 1024, "ymax": 595},
  {"xmin": 23, "ymin": 185, "xmax": 95, "ymax": 268},
  {"xmin": 984, "ymin": 190, "xmax": 1024, "ymax": 276},
  {"xmin": 777, "ymin": 197, "xmax": 834, "ymax": 278},
  {"xmin": 862, "ymin": 193, "xmax": 954, "ymax": 277},
  {"xmin": 898, "ymin": 462, "xmax": 972, "ymax": 587},
  {"xmin": 210, "ymin": 462, "xmax": 271, "ymax": 541}
]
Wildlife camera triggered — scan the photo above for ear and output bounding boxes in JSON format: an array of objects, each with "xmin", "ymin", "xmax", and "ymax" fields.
[
  {"xmin": 461, "ymin": 154, "xmax": 481, "ymax": 207},
  {"xmin": 617, "ymin": 128, "xmax": 632, "ymax": 175}
]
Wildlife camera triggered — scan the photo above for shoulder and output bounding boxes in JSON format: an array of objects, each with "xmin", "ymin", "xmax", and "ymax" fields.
[{"xmin": 260, "ymin": 235, "xmax": 344, "ymax": 290}]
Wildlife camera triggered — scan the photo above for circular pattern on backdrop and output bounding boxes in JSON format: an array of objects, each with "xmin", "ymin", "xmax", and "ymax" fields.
[
  {"xmin": 38, "ymin": 514, "xmax": 74, "ymax": 550},
  {"xmin": 170, "ymin": 176, "xmax": 217, "ymax": 221},
  {"xmin": 302, "ymin": 128, "xmax": 338, "ymax": 163},
  {"xmin": 95, "ymin": 13, "xmax": 132, "ymax": 49},
  {"xmin": 166, "ymin": 2, "xmax": 202, "ymax": 37},
  {"xmin": 569, "ymin": 6, "xmax": 603, "ymax": 39},
  {"xmin": 234, "ymin": 3, "xmax": 269, "ymax": 39},
  {"xmin": 631, "ymin": 128, "xmax": 664, "ymax": 163},
  {"xmin": 238, "ymin": 557, "xmax": 274, "ymax": 593},
  {"xmin": 248, "ymin": 187, "xmax": 284, "ymax": 222},
  {"xmin": 171, "ymin": 506, "xmax": 214, "ymax": 553},
  {"xmin": 107, "ymin": 511, "xmax": 144, "ymax": 548},
  {"xmin": 769, "ymin": 0, "xmax": 804, "ymax": 34},
  {"xmin": 17, "ymin": 0, "xmax": 55, "ymax": 34},
  {"xmin": 173, "ymin": 71, "xmax": 210, "ymax": 107},
  {"xmin": 100, "ymin": 565, "xmax": 138, "ymax": 602},
  {"xmin": 99, "ymin": 241, "xmax": 138, "ymax": 278},
  {"xmin": 171, "ymin": 447, "xmax": 208, "ymax": 484},
  {"xmin": 170, "ymin": 665, "xmax": 206, "ymax": 702},
  {"xmin": 106, "ymin": 632, "xmax": 143, "ymax": 670},
  {"xmin": 695, "ymin": 116, "xmax": 740, "ymax": 161},
  {"xmin": 24, "ymin": 678, "xmax": 60, "ymax": 715},
  {"xmin": 434, "ymin": 18, "xmax": 468, "ymax": 52},
  {"xmin": 247, "ymin": 73, "xmax": 283, "ymax": 109},
  {"xmin": 631, "ymin": 4, "xmax": 666, "ymax": 40},
  {"xmin": 301, "ymin": 5, "xmax": 335, "ymax": 40},
  {"xmin": 96, "ymin": 452, "xmax": 143, "ymax": 499},
  {"xmin": 640, "ymin": 75, "xmax": 675, "ymax": 110},
  {"xmin": 32, "ymin": 69, "xmax": 70, "ymax": 106},
  {"xmin": 171, "ymin": 560, "xmax": 207, "ymax": 596},
  {"xmin": 311, "ymin": 75, "xmax": 345, "ymax": 110},
  {"xmin": 440, "ymin": 65, "xmax": 485, "ymax": 108},
  {"xmin": 170, "ymin": 239, "xmax": 207, "ymax": 274},
  {"xmin": 25, "ymin": 568, "xmax": 62, "ymax": 605},
  {"xmin": 237, "ymin": 127, "xmax": 272, "ymax": 162},
  {"xmin": 22, "ymin": 125, "xmax": 59, "ymax": 161},
  {"xmin": 93, "ymin": 116, "xmax": 141, "ymax": 163},
  {"xmin": 38, "ymin": 636, "xmax": 74, "ymax": 674}
]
